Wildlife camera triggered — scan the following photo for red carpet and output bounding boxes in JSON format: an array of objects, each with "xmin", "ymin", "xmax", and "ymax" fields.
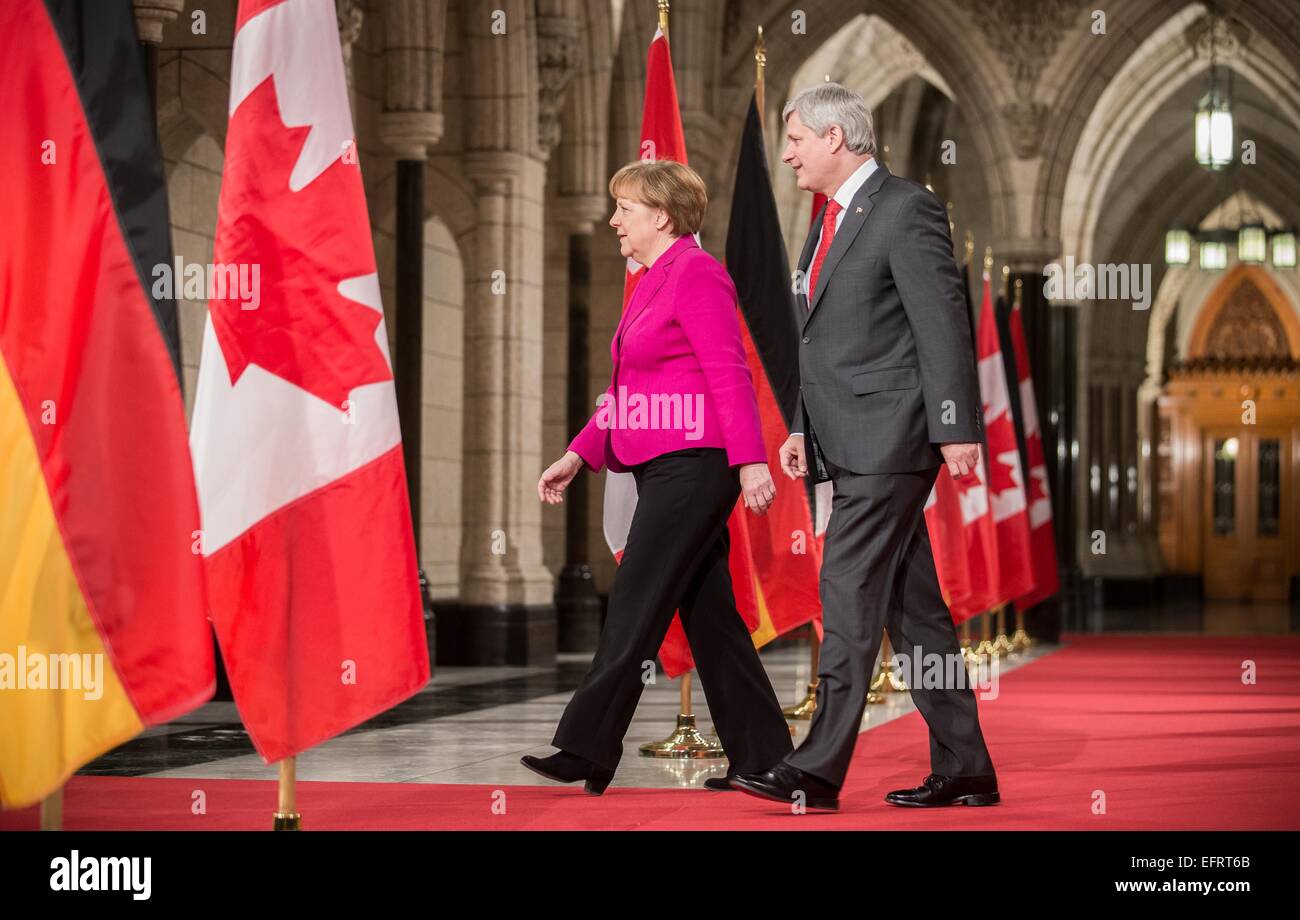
[{"xmin": 5, "ymin": 634, "xmax": 1300, "ymax": 830}]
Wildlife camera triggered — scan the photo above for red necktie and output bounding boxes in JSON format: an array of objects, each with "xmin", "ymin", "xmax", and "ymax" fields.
[{"xmin": 807, "ymin": 199, "xmax": 843, "ymax": 309}]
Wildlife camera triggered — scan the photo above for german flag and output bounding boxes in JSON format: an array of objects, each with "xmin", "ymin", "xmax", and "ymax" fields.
[
  {"xmin": 0, "ymin": 0, "xmax": 213, "ymax": 809},
  {"xmin": 723, "ymin": 93, "xmax": 824, "ymax": 648}
]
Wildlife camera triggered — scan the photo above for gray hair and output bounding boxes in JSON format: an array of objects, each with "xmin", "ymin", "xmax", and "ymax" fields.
[{"xmin": 782, "ymin": 82, "xmax": 877, "ymax": 157}]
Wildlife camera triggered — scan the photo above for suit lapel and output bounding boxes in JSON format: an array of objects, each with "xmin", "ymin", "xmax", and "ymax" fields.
[
  {"xmin": 794, "ymin": 201, "xmax": 826, "ymax": 314},
  {"xmin": 804, "ymin": 164, "xmax": 890, "ymax": 329},
  {"xmin": 617, "ymin": 271, "xmax": 666, "ymax": 349}
]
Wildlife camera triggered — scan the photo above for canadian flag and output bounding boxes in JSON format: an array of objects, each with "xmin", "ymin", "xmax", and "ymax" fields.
[
  {"xmin": 975, "ymin": 273, "xmax": 1036, "ymax": 606},
  {"xmin": 1007, "ymin": 296, "xmax": 1060, "ymax": 609},
  {"xmin": 924, "ymin": 470, "xmax": 971, "ymax": 615},
  {"xmin": 601, "ymin": 28, "xmax": 686, "ymax": 564},
  {"xmin": 926, "ymin": 433, "xmax": 1001, "ymax": 624},
  {"xmin": 189, "ymin": 0, "xmax": 429, "ymax": 762},
  {"xmin": 620, "ymin": 27, "xmax": 686, "ymax": 306}
]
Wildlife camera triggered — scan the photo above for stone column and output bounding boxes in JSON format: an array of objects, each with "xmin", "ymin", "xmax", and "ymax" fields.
[
  {"xmin": 381, "ymin": 0, "xmax": 447, "ymax": 663},
  {"xmin": 132, "ymin": 0, "xmax": 183, "ymax": 114},
  {"xmin": 454, "ymin": 151, "xmax": 556, "ymax": 665},
  {"xmin": 551, "ymin": 196, "xmax": 609, "ymax": 653},
  {"xmin": 381, "ymin": 0, "xmax": 447, "ymax": 556},
  {"xmin": 662, "ymin": 0, "xmax": 725, "ymax": 243}
]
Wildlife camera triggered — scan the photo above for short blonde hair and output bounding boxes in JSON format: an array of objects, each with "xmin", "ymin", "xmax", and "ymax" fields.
[{"xmin": 609, "ymin": 159, "xmax": 708, "ymax": 235}]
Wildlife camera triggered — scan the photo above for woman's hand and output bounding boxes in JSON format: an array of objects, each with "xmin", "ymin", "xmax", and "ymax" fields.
[
  {"xmin": 739, "ymin": 462, "xmax": 777, "ymax": 515},
  {"xmin": 539, "ymin": 451, "xmax": 584, "ymax": 504}
]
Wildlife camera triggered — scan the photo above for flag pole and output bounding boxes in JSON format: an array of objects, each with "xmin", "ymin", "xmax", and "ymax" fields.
[
  {"xmin": 956, "ymin": 232, "xmax": 980, "ymax": 670},
  {"xmin": 998, "ymin": 280, "xmax": 1019, "ymax": 654},
  {"xmin": 784, "ymin": 627, "xmax": 821, "ymax": 719},
  {"xmin": 960, "ymin": 619, "xmax": 979, "ymax": 666},
  {"xmin": 992, "ymin": 271, "xmax": 1018, "ymax": 657},
  {"xmin": 273, "ymin": 756, "xmax": 301, "ymax": 830},
  {"xmin": 993, "ymin": 604, "xmax": 1016, "ymax": 655},
  {"xmin": 969, "ymin": 249, "xmax": 998, "ymax": 659},
  {"xmin": 757, "ymin": 23, "xmax": 817, "ymax": 723},
  {"xmin": 635, "ymin": 0, "xmax": 722, "ymax": 761},
  {"xmin": 40, "ymin": 787, "xmax": 63, "ymax": 831},
  {"xmin": 974, "ymin": 609, "xmax": 997, "ymax": 658},
  {"xmin": 1011, "ymin": 609, "xmax": 1034, "ymax": 651},
  {"xmin": 755, "ymin": 22, "xmax": 822, "ymax": 723},
  {"xmin": 1009, "ymin": 276, "xmax": 1035, "ymax": 653},
  {"xmin": 995, "ymin": 260, "xmax": 1018, "ymax": 659}
]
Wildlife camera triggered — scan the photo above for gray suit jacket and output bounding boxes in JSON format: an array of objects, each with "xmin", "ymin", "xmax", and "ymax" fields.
[{"xmin": 796, "ymin": 163, "xmax": 982, "ymax": 481}]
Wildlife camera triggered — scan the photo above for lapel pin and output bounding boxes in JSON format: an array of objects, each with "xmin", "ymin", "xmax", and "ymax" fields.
[{"xmin": 856, "ymin": 207, "xmax": 863, "ymax": 214}]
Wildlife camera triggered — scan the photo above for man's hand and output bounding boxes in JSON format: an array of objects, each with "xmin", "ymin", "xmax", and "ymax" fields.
[
  {"xmin": 939, "ymin": 442, "xmax": 980, "ymax": 478},
  {"xmin": 779, "ymin": 434, "xmax": 807, "ymax": 479}
]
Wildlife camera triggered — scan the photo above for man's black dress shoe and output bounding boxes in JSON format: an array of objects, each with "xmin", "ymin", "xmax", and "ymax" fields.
[
  {"xmin": 703, "ymin": 773, "xmax": 737, "ymax": 791},
  {"xmin": 520, "ymin": 750, "xmax": 616, "ymax": 795},
  {"xmin": 884, "ymin": 773, "xmax": 999, "ymax": 807},
  {"xmin": 729, "ymin": 762, "xmax": 840, "ymax": 811}
]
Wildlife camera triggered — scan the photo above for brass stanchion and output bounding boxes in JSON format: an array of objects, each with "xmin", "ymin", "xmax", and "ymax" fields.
[
  {"xmin": 993, "ymin": 604, "xmax": 1016, "ymax": 655},
  {"xmin": 1011, "ymin": 605, "xmax": 1034, "ymax": 651},
  {"xmin": 959, "ymin": 618, "xmax": 981, "ymax": 666},
  {"xmin": 273, "ymin": 757, "xmax": 301, "ymax": 830},
  {"xmin": 868, "ymin": 633, "xmax": 907, "ymax": 704},
  {"xmin": 973, "ymin": 609, "xmax": 997, "ymax": 658},
  {"xmin": 784, "ymin": 628, "xmax": 820, "ymax": 719},
  {"xmin": 638, "ymin": 673, "xmax": 725, "ymax": 758},
  {"xmin": 40, "ymin": 787, "xmax": 62, "ymax": 831}
]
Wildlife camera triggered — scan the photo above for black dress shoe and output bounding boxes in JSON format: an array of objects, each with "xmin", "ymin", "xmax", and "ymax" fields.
[
  {"xmin": 884, "ymin": 773, "xmax": 999, "ymax": 807},
  {"xmin": 703, "ymin": 773, "xmax": 737, "ymax": 791},
  {"xmin": 729, "ymin": 762, "xmax": 840, "ymax": 811},
  {"xmin": 520, "ymin": 750, "xmax": 616, "ymax": 795}
]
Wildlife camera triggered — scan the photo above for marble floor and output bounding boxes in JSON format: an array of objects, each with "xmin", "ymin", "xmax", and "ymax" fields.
[{"xmin": 80, "ymin": 642, "xmax": 1058, "ymax": 791}]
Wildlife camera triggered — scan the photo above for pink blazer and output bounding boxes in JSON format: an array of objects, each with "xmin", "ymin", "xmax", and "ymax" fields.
[{"xmin": 569, "ymin": 235, "xmax": 766, "ymax": 473}]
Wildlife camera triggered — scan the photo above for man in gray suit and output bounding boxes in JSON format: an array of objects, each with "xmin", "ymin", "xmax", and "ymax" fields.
[{"xmin": 730, "ymin": 83, "xmax": 998, "ymax": 811}]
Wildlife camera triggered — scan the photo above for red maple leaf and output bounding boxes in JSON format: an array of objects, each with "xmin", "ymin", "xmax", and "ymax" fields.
[
  {"xmin": 210, "ymin": 76, "xmax": 390, "ymax": 409},
  {"xmin": 986, "ymin": 417, "xmax": 1021, "ymax": 496}
]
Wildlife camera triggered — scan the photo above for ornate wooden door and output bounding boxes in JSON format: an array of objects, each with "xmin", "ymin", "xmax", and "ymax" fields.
[{"xmin": 1202, "ymin": 429, "xmax": 1292, "ymax": 600}]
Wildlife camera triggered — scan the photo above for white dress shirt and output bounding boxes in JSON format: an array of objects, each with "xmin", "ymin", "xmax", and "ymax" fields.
[{"xmin": 806, "ymin": 156, "xmax": 879, "ymax": 295}]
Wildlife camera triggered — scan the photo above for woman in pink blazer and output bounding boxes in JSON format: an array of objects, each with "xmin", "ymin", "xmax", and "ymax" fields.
[{"xmin": 522, "ymin": 160, "xmax": 793, "ymax": 794}]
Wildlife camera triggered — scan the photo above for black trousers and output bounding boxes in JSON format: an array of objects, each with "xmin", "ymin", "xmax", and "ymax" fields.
[
  {"xmin": 552, "ymin": 448, "xmax": 794, "ymax": 773},
  {"xmin": 785, "ymin": 461, "xmax": 996, "ymax": 788}
]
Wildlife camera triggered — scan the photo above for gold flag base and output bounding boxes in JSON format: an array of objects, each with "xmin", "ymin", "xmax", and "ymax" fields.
[
  {"xmin": 272, "ymin": 812, "xmax": 302, "ymax": 831},
  {"xmin": 782, "ymin": 681, "xmax": 819, "ymax": 720},
  {"xmin": 872, "ymin": 665, "xmax": 908, "ymax": 692},
  {"xmin": 273, "ymin": 757, "xmax": 301, "ymax": 830},
  {"xmin": 867, "ymin": 663, "xmax": 907, "ymax": 704},
  {"xmin": 993, "ymin": 632, "xmax": 1016, "ymax": 656},
  {"xmin": 638, "ymin": 713, "xmax": 726, "ymax": 758},
  {"xmin": 40, "ymin": 788, "xmax": 62, "ymax": 831},
  {"xmin": 1010, "ymin": 625, "xmax": 1033, "ymax": 652}
]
